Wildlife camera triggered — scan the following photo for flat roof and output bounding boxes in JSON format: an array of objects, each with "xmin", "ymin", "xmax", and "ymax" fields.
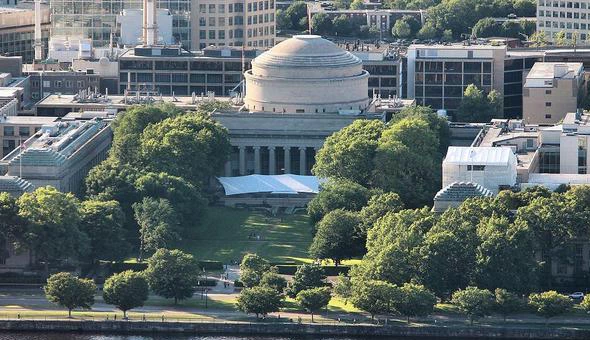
[
  {"xmin": 37, "ymin": 94, "xmax": 237, "ymax": 109},
  {"xmin": 0, "ymin": 116, "xmax": 57, "ymax": 125},
  {"xmin": 445, "ymin": 146, "xmax": 514, "ymax": 166},
  {"xmin": 526, "ymin": 62, "xmax": 583, "ymax": 79}
]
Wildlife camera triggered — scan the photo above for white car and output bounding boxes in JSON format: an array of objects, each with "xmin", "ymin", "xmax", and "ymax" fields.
[{"xmin": 569, "ymin": 292, "xmax": 584, "ymax": 300}]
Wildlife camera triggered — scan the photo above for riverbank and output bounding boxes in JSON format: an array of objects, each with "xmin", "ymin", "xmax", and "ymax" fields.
[{"xmin": 0, "ymin": 319, "xmax": 589, "ymax": 339}]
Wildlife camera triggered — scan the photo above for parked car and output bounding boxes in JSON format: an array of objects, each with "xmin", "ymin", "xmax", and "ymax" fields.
[{"xmin": 569, "ymin": 292, "xmax": 584, "ymax": 300}]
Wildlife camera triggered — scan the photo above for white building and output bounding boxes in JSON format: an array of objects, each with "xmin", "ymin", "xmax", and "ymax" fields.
[
  {"xmin": 442, "ymin": 146, "xmax": 518, "ymax": 194},
  {"xmin": 117, "ymin": 8, "xmax": 174, "ymax": 46},
  {"xmin": 537, "ymin": 0, "xmax": 590, "ymax": 42}
]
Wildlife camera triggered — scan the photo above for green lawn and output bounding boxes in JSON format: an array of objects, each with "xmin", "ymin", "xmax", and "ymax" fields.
[{"xmin": 181, "ymin": 207, "xmax": 314, "ymax": 263}]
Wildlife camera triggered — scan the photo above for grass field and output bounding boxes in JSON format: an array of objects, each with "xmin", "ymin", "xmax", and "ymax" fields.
[{"xmin": 181, "ymin": 207, "xmax": 314, "ymax": 263}]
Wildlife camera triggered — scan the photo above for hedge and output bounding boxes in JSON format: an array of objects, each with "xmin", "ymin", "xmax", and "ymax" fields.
[
  {"xmin": 198, "ymin": 260, "xmax": 223, "ymax": 271},
  {"xmin": 275, "ymin": 265, "xmax": 350, "ymax": 276}
]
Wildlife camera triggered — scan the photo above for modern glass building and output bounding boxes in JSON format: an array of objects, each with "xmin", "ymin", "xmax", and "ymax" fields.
[{"xmin": 50, "ymin": 0, "xmax": 192, "ymax": 48}]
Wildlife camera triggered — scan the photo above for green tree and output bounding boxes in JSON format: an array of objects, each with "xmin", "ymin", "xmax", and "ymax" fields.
[
  {"xmin": 102, "ymin": 270, "xmax": 149, "ymax": 319},
  {"xmin": 139, "ymin": 113, "xmax": 231, "ymax": 186},
  {"xmin": 359, "ymin": 192, "xmax": 404, "ymax": 234},
  {"xmin": 133, "ymin": 197, "xmax": 181, "ymax": 260},
  {"xmin": 394, "ymin": 283, "xmax": 437, "ymax": 324},
  {"xmin": 456, "ymin": 84, "xmax": 501, "ymax": 122},
  {"xmin": 110, "ymin": 103, "xmax": 182, "ymax": 165},
  {"xmin": 472, "ymin": 17, "xmax": 503, "ymax": 38},
  {"xmin": 296, "ymin": 287, "xmax": 332, "ymax": 322},
  {"xmin": 287, "ymin": 263, "xmax": 326, "ymax": 298},
  {"xmin": 390, "ymin": 105, "xmax": 450, "ymax": 154},
  {"xmin": 309, "ymin": 209, "xmax": 362, "ymax": 265},
  {"xmin": 145, "ymin": 248, "xmax": 200, "ymax": 304},
  {"xmin": 134, "ymin": 171, "xmax": 207, "ymax": 230},
  {"xmin": 351, "ymin": 280, "xmax": 399, "ymax": 320},
  {"xmin": 353, "ymin": 207, "xmax": 434, "ymax": 285},
  {"xmin": 240, "ymin": 253, "xmax": 271, "ymax": 287},
  {"xmin": 196, "ymin": 99, "xmax": 231, "ymax": 113},
  {"xmin": 350, "ymin": 0, "xmax": 365, "ymax": 9},
  {"xmin": 513, "ymin": 0, "xmax": 536, "ymax": 16},
  {"xmin": 494, "ymin": 288, "xmax": 522, "ymax": 322},
  {"xmin": 392, "ymin": 20, "xmax": 412, "ymax": 38},
  {"xmin": 237, "ymin": 286, "xmax": 282, "ymax": 318},
  {"xmin": 18, "ymin": 186, "xmax": 86, "ymax": 274},
  {"xmin": 307, "ymin": 178, "xmax": 371, "ymax": 223},
  {"xmin": 0, "ymin": 192, "xmax": 26, "ymax": 252},
  {"xmin": 528, "ymin": 291, "xmax": 573, "ymax": 325},
  {"xmin": 579, "ymin": 294, "xmax": 590, "ymax": 313},
  {"xmin": 311, "ymin": 13, "xmax": 333, "ymax": 35},
  {"xmin": 276, "ymin": 9, "xmax": 290, "ymax": 30},
  {"xmin": 554, "ymin": 30, "xmax": 568, "ymax": 46},
  {"xmin": 332, "ymin": 14, "xmax": 352, "ymax": 36},
  {"xmin": 285, "ymin": 1, "xmax": 308, "ymax": 31},
  {"xmin": 44, "ymin": 272, "xmax": 96, "ymax": 318},
  {"xmin": 334, "ymin": 0, "xmax": 352, "ymax": 9},
  {"xmin": 333, "ymin": 273, "xmax": 352, "ymax": 304},
  {"xmin": 79, "ymin": 200, "xmax": 128, "ymax": 262},
  {"xmin": 417, "ymin": 21, "xmax": 438, "ymax": 40},
  {"xmin": 451, "ymin": 286, "xmax": 494, "ymax": 325},
  {"xmin": 442, "ymin": 29, "xmax": 453, "ymax": 42},
  {"xmin": 502, "ymin": 21, "xmax": 522, "ymax": 38},
  {"xmin": 420, "ymin": 229, "xmax": 474, "ymax": 299},
  {"xmin": 373, "ymin": 116, "xmax": 442, "ymax": 207},
  {"xmin": 529, "ymin": 31, "xmax": 548, "ymax": 48},
  {"xmin": 259, "ymin": 271, "xmax": 287, "ymax": 295},
  {"xmin": 473, "ymin": 216, "xmax": 538, "ymax": 294},
  {"xmin": 313, "ymin": 119, "xmax": 385, "ymax": 187}
]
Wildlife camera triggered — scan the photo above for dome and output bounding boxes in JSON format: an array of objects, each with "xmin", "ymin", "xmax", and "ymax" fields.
[
  {"xmin": 253, "ymin": 35, "xmax": 362, "ymax": 70},
  {"xmin": 244, "ymin": 35, "xmax": 370, "ymax": 115}
]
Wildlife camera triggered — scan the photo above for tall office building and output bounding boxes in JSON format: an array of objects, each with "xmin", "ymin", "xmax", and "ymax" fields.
[
  {"xmin": 50, "ymin": 0, "xmax": 191, "ymax": 48},
  {"xmin": 537, "ymin": 0, "xmax": 590, "ymax": 41},
  {"xmin": 191, "ymin": 0, "xmax": 275, "ymax": 49}
]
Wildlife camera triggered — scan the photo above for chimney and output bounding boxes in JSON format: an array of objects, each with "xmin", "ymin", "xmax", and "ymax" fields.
[
  {"xmin": 34, "ymin": 0, "xmax": 43, "ymax": 60},
  {"xmin": 144, "ymin": 0, "xmax": 158, "ymax": 46}
]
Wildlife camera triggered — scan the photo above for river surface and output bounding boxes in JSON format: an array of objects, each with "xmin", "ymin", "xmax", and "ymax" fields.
[
  {"xmin": 0, "ymin": 333, "xmax": 464, "ymax": 340},
  {"xmin": 0, "ymin": 334, "xmax": 415, "ymax": 340}
]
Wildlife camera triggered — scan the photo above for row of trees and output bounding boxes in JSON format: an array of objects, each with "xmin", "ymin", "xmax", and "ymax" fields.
[
  {"xmin": 84, "ymin": 103, "xmax": 231, "ymax": 261},
  {"xmin": 472, "ymin": 17, "xmax": 536, "ymax": 40},
  {"xmin": 44, "ymin": 248, "xmax": 201, "ymax": 317},
  {"xmin": 348, "ymin": 186, "xmax": 590, "ymax": 299},
  {"xmin": 237, "ymin": 254, "xmax": 333, "ymax": 320}
]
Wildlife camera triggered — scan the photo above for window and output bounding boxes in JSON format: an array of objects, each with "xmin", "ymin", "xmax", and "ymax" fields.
[
  {"xmin": 200, "ymin": 30, "xmax": 206, "ymax": 39},
  {"xmin": 199, "ymin": 17, "xmax": 206, "ymax": 26},
  {"xmin": 467, "ymin": 165, "xmax": 485, "ymax": 171},
  {"xmin": 526, "ymin": 139, "xmax": 534, "ymax": 149},
  {"xmin": 3, "ymin": 126, "xmax": 14, "ymax": 136},
  {"xmin": 209, "ymin": 17, "xmax": 216, "ymax": 26},
  {"xmin": 545, "ymin": 102, "xmax": 552, "ymax": 107},
  {"xmin": 546, "ymin": 89, "xmax": 552, "ymax": 94},
  {"xmin": 209, "ymin": 4, "xmax": 215, "ymax": 13},
  {"xmin": 199, "ymin": 4, "xmax": 206, "ymax": 13},
  {"xmin": 545, "ymin": 114, "xmax": 552, "ymax": 119},
  {"xmin": 209, "ymin": 30, "xmax": 216, "ymax": 39},
  {"xmin": 18, "ymin": 126, "xmax": 29, "ymax": 137}
]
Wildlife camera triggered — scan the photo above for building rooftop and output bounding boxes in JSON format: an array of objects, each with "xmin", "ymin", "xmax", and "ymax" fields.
[
  {"xmin": 526, "ymin": 62, "xmax": 583, "ymax": 80},
  {"xmin": 0, "ymin": 175, "xmax": 33, "ymax": 196},
  {"xmin": 36, "ymin": 93, "xmax": 238, "ymax": 110},
  {"xmin": 0, "ymin": 116, "xmax": 57, "ymax": 125},
  {"xmin": 1, "ymin": 119, "xmax": 109, "ymax": 167},
  {"xmin": 445, "ymin": 146, "xmax": 514, "ymax": 166},
  {"xmin": 434, "ymin": 181, "xmax": 494, "ymax": 202}
]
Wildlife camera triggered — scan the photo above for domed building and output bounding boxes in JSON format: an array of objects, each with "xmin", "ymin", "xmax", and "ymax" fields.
[{"xmin": 244, "ymin": 35, "xmax": 371, "ymax": 114}]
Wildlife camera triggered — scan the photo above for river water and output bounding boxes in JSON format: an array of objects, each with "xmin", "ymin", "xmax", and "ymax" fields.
[{"xmin": 0, "ymin": 334, "xmax": 397, "ymax": 340}]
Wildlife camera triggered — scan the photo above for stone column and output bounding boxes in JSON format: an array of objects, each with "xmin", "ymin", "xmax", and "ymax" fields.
[
  {"xmin": 239, "ymin": 146, "xmax": 246, "ymax": 175},
  {"xmin": 224, "ymin": 160, "xmax": 232, "ymax": 177},
  {"xmin": 269, "ymin": 146, "xmax": 276, "ymax": 175},
  {"xmin": 299, "ymin": 147, "xmax": 306, "ymax": 175},
  {"xmin": 284, "ymin": 146, "xmax": 291, "ymax": 174},
  {"xmin": 254, "ymin": 146, "xmax": 261, "ymax": 174}
]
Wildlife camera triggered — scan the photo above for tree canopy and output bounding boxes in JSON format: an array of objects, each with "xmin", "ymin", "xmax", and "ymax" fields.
[
  {"xmin": 145, "ymin": 248, "xmax": 200, "ymax": 304},
  {"xmin": 44, "ymin": 272, "xmax": 96, "ymax": 318},
  {"xmin": 102, "ymin": 270, "xmax": 149, "ymax": 318}
]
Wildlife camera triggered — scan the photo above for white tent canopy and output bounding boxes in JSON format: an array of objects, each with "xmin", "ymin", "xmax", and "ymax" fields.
[{"xmin": 217, "ymin": 174, "xmax": 321, "ymax": 196}]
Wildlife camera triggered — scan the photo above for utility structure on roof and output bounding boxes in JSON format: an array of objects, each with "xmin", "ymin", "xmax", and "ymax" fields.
[
  {"xmin": 143, "ymin": 0, "xmax": 158, "ymax": 46},
  {"xmin": 34, "ymin": 0, "xmax": 43, "ymax": 60}
]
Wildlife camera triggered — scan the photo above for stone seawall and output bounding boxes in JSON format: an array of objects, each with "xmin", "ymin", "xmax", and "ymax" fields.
[{"xmin": 0, "ymin": 320, "xmax": 588, "ymax": 339}]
